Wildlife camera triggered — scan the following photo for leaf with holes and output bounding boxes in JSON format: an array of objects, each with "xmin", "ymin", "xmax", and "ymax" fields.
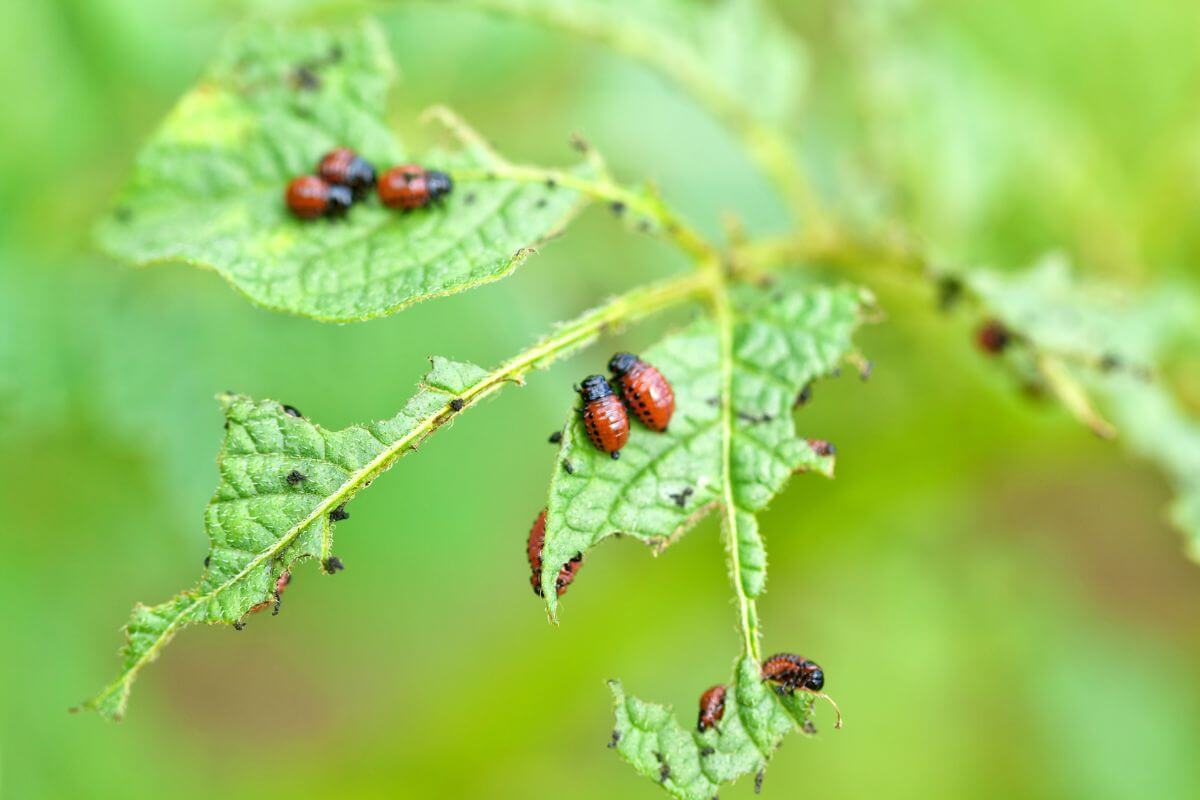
[
  {"xmin": 539, "ymin": 280, "xmax": 872, "ymax": 608},
  {"xmin": 462, "ymin": 0, "xmax": 807, "ymax": 125},
  {"xmin": 962, "ymin": 256, "xmax": 1200, "ymax": 554},
  {"xmin": 96, "ymin": 19, "xmax": 590, "ymax": 322},
  {"xmin": 609, "ymin": 657, "xmax": 818, "ymax": 800},
  {"xmin": 84, "ymin": 356, "xmax": 487, "ymax": 720}
]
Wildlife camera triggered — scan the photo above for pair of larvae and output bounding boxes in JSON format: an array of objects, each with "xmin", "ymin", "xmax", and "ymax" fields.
[
  {"xmin": 524, "ymin": 354, "xmax": 675, "ymax": 598},
  {"xmin": 285, "ymin": 146, "xmax": 453, "ymax": 219},
  {"xmin": 697, "ymin": 654, "xmax": 841, "ymax": 732},
  {"xmin": 579, "ymin": 352, "xmax": 675, "ymax": 458}
]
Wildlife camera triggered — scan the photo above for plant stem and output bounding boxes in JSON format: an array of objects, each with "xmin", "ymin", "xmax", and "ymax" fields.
[
  {"xmin": 709, "ymin": 262, "xmax": 762, "ymax": 660},
  {"xmin": 455, "ymin": 164, "xmax": 716, "ymax": 262}
]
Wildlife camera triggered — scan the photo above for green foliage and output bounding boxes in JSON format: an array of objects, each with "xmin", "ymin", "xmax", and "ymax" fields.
[
  {"xmin": 86, "ymin": 356, "xmax": 486, "ymax": 720},
  {"xmin": 463, "ymin": 0, "xmax": 807, "ymax": 125},
  {"xmin": 95, "ymin": 21, "xmax": 589, "ymax": 322},
  {"xmin": 609, "ymin": 658, "xmax": 816, "ymax": 800},
  {"xmin": 962, "ymin": 256, "xmax": 1200, "ymax": 553},
  {"xmin": 540, "ymin": 281, "xmax": 867, "ymax": 610},
  {"xmin": 81, "ymin": 1, "xmax": 1200, "ymax": 797}
]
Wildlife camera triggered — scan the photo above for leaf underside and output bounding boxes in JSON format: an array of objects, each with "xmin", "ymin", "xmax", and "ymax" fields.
[
  {"xmin": 96, "ymin": 20, "xmax": 589, "ymax": 322},
  {"xmin": 540, "ymin": 280, "xmax": 871, "ymax": 608},
  {"xmin": 965, "ymin": 256, "xmax": 1200, "ymax": 552},
  {"xmin": 610, "ymin": 657, "xmax": 815, "ymax": 800},
  {"xmin": 86, "ymin": 356, "xmax": 488, "ymax": 720}
]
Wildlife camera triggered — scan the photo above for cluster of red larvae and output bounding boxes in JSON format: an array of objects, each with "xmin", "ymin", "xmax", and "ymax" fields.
[
  {"xmin": 697, "ymin": 653, "xmax": 841, "ymax": 732},
  {"xmin": 284, "ymin": 147, "xmax": 453, "ymax": 219},
  {"xmin": 524, "ymin": 353, "xmax": 676, "ymax": 599},
  {"xmin": 578, "ymin": 352, "xmax": 676, "ymax": 459}
]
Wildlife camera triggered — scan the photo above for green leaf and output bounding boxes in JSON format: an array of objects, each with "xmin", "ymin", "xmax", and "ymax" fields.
[
  {"xmin": 85, "ymin": 356, "xmax": 488, "ymax": 720},
  {"xmin": 461, "ymin": 0, "xmax": 807, "ymax": 125},
  {"xmin": 609, "ymin": 657, "xmax": 816, "ymax": 800},
  {"xmin": 96, "ymin": 19, "xmax": 590, "ymax": 322},
  {"xmin": 540, "ymin": 280, "xmax": 871, "ymax": 609},
  {"xmin": 962, "ymin": 256, "xmax": 1200, "ymax": 553}
]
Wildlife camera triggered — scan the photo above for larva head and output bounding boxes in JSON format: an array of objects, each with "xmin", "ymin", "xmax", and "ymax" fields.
[
  {"xmin": 607, "ymin": 352, "xmax": 640, "ymax": 376},
  {"xmin": 426, "ymin": 170, "xmax": 453, "ymax": 201},
  {"xmin": 579, "ymin": 374, "xmax": 614, "ymax": 402}
]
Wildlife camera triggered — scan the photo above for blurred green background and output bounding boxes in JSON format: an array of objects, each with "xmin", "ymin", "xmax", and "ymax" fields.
[{"xmin": 2, "ymin": 0, "xmax": 1199, "ymax": 797}]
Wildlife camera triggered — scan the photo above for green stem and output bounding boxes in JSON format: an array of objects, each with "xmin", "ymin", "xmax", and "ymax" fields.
[
  {"xmin": 704, "ymin": 254, "xmax": 762, "ymax": 660},
  {"xmin": 455, "ymin": 163, "xmax": 716, "ymax": 262}
]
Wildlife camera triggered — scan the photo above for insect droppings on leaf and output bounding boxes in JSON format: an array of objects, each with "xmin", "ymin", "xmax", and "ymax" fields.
[
  {"xmin": 329, "ymin": 504, "xmax": 350, "ymax": 522},
  {"xmin": 755, "ymin": 768, "xmax": 764, "ymax": 794},
  {"xmin": 610, "ymin": 201, "xmax": 626, "ymax": 216},
  {"xmin": 291, "ymin": 65, "xmax": 321, "ymax": 91},
  {"xmin": 203, "ymin": 555, "xmax": 211, "ymax": 568},
  {"xmin": 700, "ymin": 746, "xmax": 715, "ymax": 757},
  {"xmin": 282, "ymin": 405, "xmax": 303, "ymax": 418},
  {"xmin": 937, "ymin": 275, "xmax": 963, "ymax": 311},
  {"xmin": 562, "ymin": 459, "xmax": 575, "ymax": 475},
  {"xmin": 324, "ymin": 556, "xmax": 345, "ymax": 573},
  {"xmin": 286, "ymin": 470, "xmax": 306, "ymax": 485},
  {"xmin": 548, "ymin": 430, "xmax": 562, "ymax": 444},
  {"xmin": 668, "ymin": 486, "xmax": 694, "ymax": 508},
  {"xmin": 795, "ymin": 383, "xmax": 813, "ymax": 407},
  {"xmin": 607, "ymin": 730, "xmax": 621, "ymax": 748},
  {"xmin": 450, "ymin": 398, "xmax": 465, "ymax": 412}
]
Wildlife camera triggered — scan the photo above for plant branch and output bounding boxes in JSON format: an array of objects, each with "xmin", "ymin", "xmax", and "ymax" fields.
[
  {"xmin": 453, "ymin": 163, "xmax": 716, "ymax": 262},
  {"xmin": 86, "ymin": 270, "xmax": 714, "ymax": 718}
]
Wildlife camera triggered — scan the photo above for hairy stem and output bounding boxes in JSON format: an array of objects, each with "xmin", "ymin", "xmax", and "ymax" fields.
[
  {"xmin": 701, "ymin": 254, "xmax": 762, "ymax": 660},
  {"xmin": 454, "ymin": 164, "xmax": 715, "ymax": 262}
]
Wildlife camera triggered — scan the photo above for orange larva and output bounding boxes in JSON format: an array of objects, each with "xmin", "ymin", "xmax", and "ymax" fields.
[
  {"xmin": 526, "ymin": 508, "xmax": 583, "ymax": 598},
  {"xmin": 697, "ymin": 684, "xmax": 727, "ymax": 732},
  {"xmin": 608, "ymin": 352, "xmax": 674, "ymax": 432},
  {"xmin": 377, "ymin": 164, "xmax": 453, "ymax": 210},
  {"xmin": 578, "ymin": 375, "xmax": 629, "ymax": 459},
  {"xmin": 317, "ymin": 147, "xmax": 377, "ymax": 198},
  {"xmin": 976, "ymin": 320, "xmax": 1011, "ymax": 354},
  {"xmin": 285, "ymin": 175, "xmax": 352, "ymax": 219},
  {"xmin": 761, "ymin": 653, "xmax": 824, "ymax": 692},
  {"xmin": 248, "ymin": 571, "xmax": 292, "ymax": 616}
]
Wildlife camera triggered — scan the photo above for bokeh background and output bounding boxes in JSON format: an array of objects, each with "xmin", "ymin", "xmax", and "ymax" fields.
[{"xmin": 3, "ymin": 0, "xmax": 1200, "ymax": 797}]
